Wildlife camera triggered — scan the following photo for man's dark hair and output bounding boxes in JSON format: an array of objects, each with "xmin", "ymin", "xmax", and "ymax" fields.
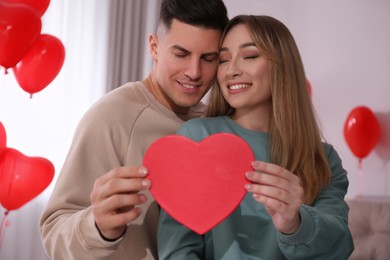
[{"xmin": 159, "ymin": 0, "xmax": 229, "ymax": 32}]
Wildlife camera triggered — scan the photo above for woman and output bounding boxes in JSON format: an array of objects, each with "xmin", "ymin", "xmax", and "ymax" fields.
[{"xmin": 157, "ymin": 15, "xmax": 354, "ymax": 259}]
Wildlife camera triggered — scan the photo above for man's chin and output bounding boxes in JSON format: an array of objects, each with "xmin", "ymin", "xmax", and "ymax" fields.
[{"xmin": 171, "ymin": 99, "xmax": 201, "ymax": 114}]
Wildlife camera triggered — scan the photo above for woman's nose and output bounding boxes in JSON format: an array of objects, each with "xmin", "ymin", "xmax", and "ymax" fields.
[{"xmin": 226, "ymin": 60, "xmax": 242, "ymax": 78}]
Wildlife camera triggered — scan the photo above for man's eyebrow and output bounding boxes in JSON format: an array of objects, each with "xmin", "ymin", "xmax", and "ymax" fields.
[
  {"xmin": 170, "ymin": 45, "xmax": 190, "ymax": 54},
  {"xmin": 171, "ymin": 44, "xmax": 219, "ymax": 57},
  {"xmin": 220, "ymin": 42, "xmax": 257, "ymax": 52}
]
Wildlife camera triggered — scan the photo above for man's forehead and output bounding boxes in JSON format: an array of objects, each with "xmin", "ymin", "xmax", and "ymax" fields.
[
  {"xmin": 158, "ymin": 19, "xmax": 221, "ymax": 52},
  {"xmin": 158, "ymin": 19, "xmax": 217, "ymax": 37}
]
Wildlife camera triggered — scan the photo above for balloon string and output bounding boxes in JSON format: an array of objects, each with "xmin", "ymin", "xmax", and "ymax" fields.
[
  {"xmin": 385, "ymin": 161, "xmax": 389, "ymax": 197},
  {"xmin": 0, "ymin": 210, "xmax": 10, "ymax": 252},
  {"xmin": 358, "ymin": 159, "xmax": 363, "ymax": 196}
]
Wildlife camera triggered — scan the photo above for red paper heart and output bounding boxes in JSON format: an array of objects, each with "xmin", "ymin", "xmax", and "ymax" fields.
[
  {"xmin": 0, "ymin": 148, "xmax": 55, "ymax": 210},
  {"xmin": 144, "ymin": 133, "xmax": 254, "ymax": 234}
]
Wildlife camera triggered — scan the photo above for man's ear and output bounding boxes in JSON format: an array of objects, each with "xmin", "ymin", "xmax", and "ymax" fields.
[{"xmin": 149, "ymin": 34, "xmax": 158, "ymax": 60}]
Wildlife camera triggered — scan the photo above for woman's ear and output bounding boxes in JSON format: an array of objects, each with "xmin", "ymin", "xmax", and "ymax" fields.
[{"xmin": 149, "ymin": 34, "xmax": 158, "ymax": 60}]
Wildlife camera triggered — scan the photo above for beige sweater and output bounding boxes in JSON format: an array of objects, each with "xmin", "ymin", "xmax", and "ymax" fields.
[{"xmin": 40, "ymin": 82, "xmax": 205, "ymax": 259}]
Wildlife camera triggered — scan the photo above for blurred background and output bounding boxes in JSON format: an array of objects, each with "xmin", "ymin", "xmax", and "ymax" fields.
[{"xmin": 0, "ymin": 0, "xmax": 389, "ymax": 259}]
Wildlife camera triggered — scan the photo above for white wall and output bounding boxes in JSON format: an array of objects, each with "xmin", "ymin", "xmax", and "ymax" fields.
[{"xmin": 223, "ymin": 0, "xmax": 390, "ymax": 198}]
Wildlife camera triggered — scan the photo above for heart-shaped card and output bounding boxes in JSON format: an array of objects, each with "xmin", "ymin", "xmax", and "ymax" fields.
[{"xmin": 144, "ymin": 133, "xmax": 254, "ymax": 234}]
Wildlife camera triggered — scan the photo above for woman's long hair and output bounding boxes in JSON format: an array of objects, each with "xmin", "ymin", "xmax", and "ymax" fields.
[{"xmin": 207, "ymin": 15, "xmax": 331, "ymax": 205}]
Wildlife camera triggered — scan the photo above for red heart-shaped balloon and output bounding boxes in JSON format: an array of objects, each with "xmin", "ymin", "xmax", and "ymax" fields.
[
  {"xmin": 0, "ymin": 1, "xmax": 42, "ymax": 70},
  {"xmin": 144, "ymin": 133, "xmax": 254, "ymax": 234},
  {"xmin": 12, "ymin": 34, "xmax": 65, "ymax": 97},
  {"xmin": 0, "ymin": 122, "xmax": 6, "ymax": 158},
  {"xmin": 0, "ymin": 148, "xmax": 55, "ymax": 210},
  {"xmin": 4, "ymin": 0, "xmax": 50, "ymax": 17}
]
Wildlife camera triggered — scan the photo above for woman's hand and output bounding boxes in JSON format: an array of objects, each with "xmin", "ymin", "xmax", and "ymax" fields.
[{"xmin": 245, "ymin": 161, "xmax": 304, "ymax": 234}]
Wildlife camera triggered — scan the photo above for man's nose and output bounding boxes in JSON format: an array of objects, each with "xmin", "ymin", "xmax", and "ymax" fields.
[{"xmin": 184, "ymin": 58, "xmax": 201, "ymax": 81}]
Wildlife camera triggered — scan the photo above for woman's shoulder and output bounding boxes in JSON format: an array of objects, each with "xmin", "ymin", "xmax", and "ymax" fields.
[
  {"xmin": 321, "ymin": 142, "xmax": 348, "ymax": 177},
  {"xmin": 321, "ymin": 142, "xmax": 340, "ymax": 160}
]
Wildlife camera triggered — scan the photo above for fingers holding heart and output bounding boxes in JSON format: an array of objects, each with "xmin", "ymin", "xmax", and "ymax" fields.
[
  {"xmin": 92, "ymin": 166, "xmax": 151, "ymax": 200},
  {"xmin": 244, "ymin": 161, "xmax": 304, "ymax": 220},
  {"xmin": 245, "ymin": 162, "xmax": 301, "ymax": 200},
  {"xmin": 94, "ymin": 192, "xmax": 145, "ymax": 226},
  {"xmin": 90, "ymin": 166, "xmax": 151, "ymax": 239}
]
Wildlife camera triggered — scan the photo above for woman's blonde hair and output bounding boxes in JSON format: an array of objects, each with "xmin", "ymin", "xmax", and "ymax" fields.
[{"xmin": 207, "ymin": 15, "xmax": 331, "ymax": 205}]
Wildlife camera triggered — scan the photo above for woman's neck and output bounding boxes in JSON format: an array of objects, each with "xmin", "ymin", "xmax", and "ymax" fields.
[{"xmin": 231, "ymin": 107, "xmax": 270, "ymax": 132}]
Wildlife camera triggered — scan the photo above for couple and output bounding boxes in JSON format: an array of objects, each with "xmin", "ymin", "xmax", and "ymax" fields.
[{"xmin": 40, "ymin": 0, "xmax": 354, "ymax": 259}]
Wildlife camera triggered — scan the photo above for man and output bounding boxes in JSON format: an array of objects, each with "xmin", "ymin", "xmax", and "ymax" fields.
[{"xmin": 39, "ymin": 0, "xmax": 228, "ymax": 259}]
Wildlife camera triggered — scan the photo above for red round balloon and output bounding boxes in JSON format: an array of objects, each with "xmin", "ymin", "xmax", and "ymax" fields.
[
  {"xmin": 0, "ymin": 1, "xmax": 42, "ymax": 70},
  {"xmin": 0, "ymin": 148, "xmax": 54, "ymax": 210},
  {"xmin": 0, "ymin": 122, "xmax": 6, "ymax": 158},
  {"xmin": 307, "ymin": 80, "xmax": 312, "ymax": 96},
  {"xmin": 12, "ymin": 34, "xmax": 65, "ymax": 97},
  {"xmin": 343, "ymin": 106, "xmax": 381, "ymax": 160},
  {"xmin": 374, "ymin": 113, "xmax": 390, "ymax": 161},
  {"xmin": 4, "ymin": 0, "xmax": 50, "ymax": 17}
]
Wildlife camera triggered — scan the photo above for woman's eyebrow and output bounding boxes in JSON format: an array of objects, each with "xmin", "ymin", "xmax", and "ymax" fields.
[{"xmin": 220, "ymin": 42, "xmax": 256, "ymax": 52}]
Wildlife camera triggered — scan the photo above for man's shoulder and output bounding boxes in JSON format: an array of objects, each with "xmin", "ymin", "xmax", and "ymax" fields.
[
  {"xmin": 104, "ymin": 82, "xmax": 150, "ymax": 105},
  {"xmin": 87, "ymin": 82, "xmax": 151, "ymax": 114},
  {"xmin": 78, "ymin": 82, "xmax": 152, "ymax": 127}
]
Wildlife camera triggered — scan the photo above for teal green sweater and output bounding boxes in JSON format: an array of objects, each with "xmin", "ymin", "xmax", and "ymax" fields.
[{"xmin": 158, "ymin": 116, "xmax": 354, "ymax": 260}]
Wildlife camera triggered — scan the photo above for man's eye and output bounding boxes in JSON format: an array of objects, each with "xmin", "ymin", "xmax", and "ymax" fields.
[
  {"xmin": 174, "ymin": 53, "xmax": 187, "ymax": 58},
  {"xmin": 203, "ymin": 56, "xmax": 218, "ymax": 63}
]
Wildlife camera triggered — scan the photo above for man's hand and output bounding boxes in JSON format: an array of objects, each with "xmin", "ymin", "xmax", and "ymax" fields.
[{"xmin": 90, "ymin": 166, "xmax": 151, "ymax": 240}]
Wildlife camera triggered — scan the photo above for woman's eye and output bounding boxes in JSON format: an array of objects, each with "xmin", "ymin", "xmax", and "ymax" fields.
[
  {"xmin": 218, "ymin": 56, "xmax": 229, "ymax": 64},
  {"xmin": 244, "ymin": 54, "xmax": 259, "ymax": 60}
]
